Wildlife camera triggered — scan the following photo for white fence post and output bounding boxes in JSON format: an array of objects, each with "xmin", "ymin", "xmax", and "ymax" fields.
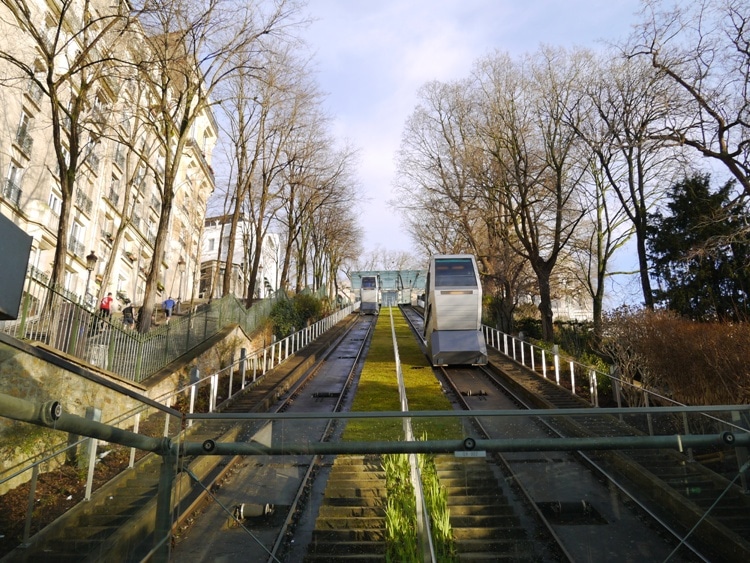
[
  {"xmin": 569, "ymin": 360, "xmax": 576, "ymax": 395},
  {"xmin": 553, "ymin": 345, "xmax": 560, "ymax": 385},
  {"xmin": 129, "ymin": 412, "xmax": 141, "ymax": 467},
  {"xmin": 228, "ymin": 352, "xmax": 235, "ymax": 399},
  {"xmin": 240, "ymin": 348, "xmax": 247, "ymax": 389}
]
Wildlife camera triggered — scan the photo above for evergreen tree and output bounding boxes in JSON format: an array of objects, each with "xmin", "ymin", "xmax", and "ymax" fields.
[{"xmin": 647, "ymin": 175, "xmax": 750, "ymax": 321}]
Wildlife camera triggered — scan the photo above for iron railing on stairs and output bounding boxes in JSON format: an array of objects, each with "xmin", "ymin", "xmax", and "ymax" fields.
[{"xmin": 0, "ymin": 268, "xmax": 277, "ymax": 383}]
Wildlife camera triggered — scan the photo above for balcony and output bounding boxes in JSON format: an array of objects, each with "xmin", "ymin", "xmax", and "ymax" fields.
[
  {"xmin": 68, "ymin": 236, "xmax": 85, "ymax": 258},
  {"xmin": 106, "ymin": 188, "xmax": 120, "ymax": 207},
  {"xmin": 15, "ymin": 129, "xmax": 34, "ymax": 156},
  {"xmin": 75, "ymin": 188, "xmax": 93, "ymax": 215},
  {"xmin": 3, "ymin": 180, "xmax": 22, "ymax": 207}
]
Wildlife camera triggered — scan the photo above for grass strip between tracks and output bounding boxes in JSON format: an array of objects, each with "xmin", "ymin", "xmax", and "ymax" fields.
[
  {"xmin": 342, "ymin": 307, "xmax": 459, "ymax": 562},
  {"xmin": 343, "ymin": 308, "xmax": 460, "ymax": 441}
]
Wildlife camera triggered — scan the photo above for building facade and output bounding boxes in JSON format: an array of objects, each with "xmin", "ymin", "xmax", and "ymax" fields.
[
  {"xmin": 199, "ymin": 215, "xmax": 281, "ymax": 300},
  {"xmin": 0, "ymin": 1, "xmax": 216, "ymax": 311}
]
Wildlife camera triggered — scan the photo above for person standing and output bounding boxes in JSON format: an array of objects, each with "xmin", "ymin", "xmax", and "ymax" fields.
[
  {"xmin": 99, "ymin": 292, "xmax": 113, "ymax": 319},
  {"xmin": 163, "ymin": 296, "xmax": 176, "ymax": 324}
]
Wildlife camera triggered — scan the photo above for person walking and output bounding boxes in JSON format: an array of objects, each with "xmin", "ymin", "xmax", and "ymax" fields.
[
  {"xmin": 163, "ymin": 296, "xmax": 176, "ymax": 324},
  {"xmin": 122, "ymin": 303, "xmax": 135, "ymax": 330},
  {"xmin": 99, "ymin": 292, "xmax": 113, "ymax": 319}
]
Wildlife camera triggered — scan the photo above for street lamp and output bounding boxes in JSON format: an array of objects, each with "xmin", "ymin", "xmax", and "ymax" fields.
[
  {"xmin": 177, "ymin": 257, "xmax": 185, "ymax": 313},
  {"xmin": 85, "ymin": 250, "xmax": 98, "ymax": 307}
]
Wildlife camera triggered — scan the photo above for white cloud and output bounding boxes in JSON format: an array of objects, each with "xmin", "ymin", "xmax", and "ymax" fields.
[{"xmin": 303, "ymin": 0, "xmax": 643, "ymax": 254}]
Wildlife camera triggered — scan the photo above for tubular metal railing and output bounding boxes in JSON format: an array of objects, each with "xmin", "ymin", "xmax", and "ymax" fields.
[
  {"xmin": 482, "ymin": 324, "xmax": 750, "ymax": 484},
  {"xmin": 0, "ymin": 267, "xmax": 277, "ymax": 382},
  {"xmin": 0, "ymin": 302, "xmax": 357, "ymax": 552}
]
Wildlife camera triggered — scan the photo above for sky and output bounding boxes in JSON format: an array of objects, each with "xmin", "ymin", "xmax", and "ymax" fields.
[{"xmin": 301, "ymin": 0, "xmax": 644, "ymax": 258}]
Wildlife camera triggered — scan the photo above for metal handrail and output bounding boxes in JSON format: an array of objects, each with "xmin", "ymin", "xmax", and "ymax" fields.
[{"xmin": 0, "ymin": 268, "xmax": 279, "ymax": 382}]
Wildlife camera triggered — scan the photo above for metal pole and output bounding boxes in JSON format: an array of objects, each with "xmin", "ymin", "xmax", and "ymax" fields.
[
  {"xmin": 0, "ymin": 393, "xmax": 173, "ymax": 454},
  {"xmin": 184, "ymin": 432, "xmax": 747, "ymax": 457},
  {"xmin": 153, "ymin": 449, "xmax": 176, "ymax": 563}
]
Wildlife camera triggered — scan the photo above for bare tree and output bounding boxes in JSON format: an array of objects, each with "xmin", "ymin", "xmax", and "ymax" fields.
[
  {"xmin": 570, "ymin": 161, "xmax": 635, "ymax": 338},
  {"xmin": 564, "ymin": 51, "xmax": 680, "ymax": 321},
  {"xmin": 0, "ymin": 0, "xmax": 132, "ymax": 290},
  {"xmin": 630, "ymin": 0, "xmax": 750, "ymax": 197},
  {"xmin": 95, "ymin": 75, "xmax": 160, "ymax": 302},
  {"xmin": 277, "ymin": 108, "xmax": 360, "ymax": 295},
  {"xmin": 395, "ymin": 76, "xmax": 534, "ymax": 333},
  {"xmin": 474, "ymin": 48, "xmax": 590, "ymax": 341},
  {"xmin": 394, "ymin": 80, "xmax": 487, "ymax": 255},
  {"xmin": 129, "ymin": 0, "xmax": 301, "ymax": 329}
]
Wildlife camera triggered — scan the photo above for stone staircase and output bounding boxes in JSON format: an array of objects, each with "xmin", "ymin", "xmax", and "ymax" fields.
[
  {"xmin": 435, "ymin": 455, "xmax": 536, "ymax": 561},
  {"xmin": 304, "ymin": 455, "xmax": 387, "ymax": 562}
]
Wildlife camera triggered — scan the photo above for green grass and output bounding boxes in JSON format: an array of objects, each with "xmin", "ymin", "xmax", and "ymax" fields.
[
  {"xmin": 342, "ymin": 308, "xmax": 458, "ymax": 561},
  {"xmin": 343, "ymin": 308, "xmax": 462, "ymax": 441}
]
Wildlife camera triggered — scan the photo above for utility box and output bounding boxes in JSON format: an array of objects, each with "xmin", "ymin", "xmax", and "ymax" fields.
[{"xmin": 0, "ymin": 213, "xmax": 32, "ymax": 320}]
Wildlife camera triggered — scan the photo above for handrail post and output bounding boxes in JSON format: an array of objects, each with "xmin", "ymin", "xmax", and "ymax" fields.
[
  {"xmin": 682, "ymin": 411, "xmax": 694, "ymax": 462},
  {"xmin": 84, "ymin": 407, "xmax": 102, "ymax": 501},
  {"xmin": 240, "ymin": 348, "xmax": 247, "ymax": 389},
  {"xmin": 153, "ymin": 448, "xmax": 176, "ymax": 563},
  {"xmin": 23, "ymin": 465, "xmax": 40, "ymax": 543},
  {"xmin": 644, "ymin": 391, "xmax": 654, "ymax": 436},
  {"xmin": 731, "ymin": 410, "xmax": 749, "ymax": 493},
  {"xmin": 553, "ymin": 345, "xmax": 560, "ymax": 385},
  {"xmin": 569, "ymin": 360, "xmax": 576, "ymax": 395}
]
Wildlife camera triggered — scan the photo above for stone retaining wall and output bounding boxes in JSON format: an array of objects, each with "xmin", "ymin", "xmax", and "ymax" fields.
[{"xmin": 0, "ymin": 323, "xmax": 268, "ymax": 494}]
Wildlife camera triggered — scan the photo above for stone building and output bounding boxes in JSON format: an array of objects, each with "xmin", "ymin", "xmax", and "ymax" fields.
[{"xmin": 0, "ymin": 0, "xmax": 216, "ymax": 311}]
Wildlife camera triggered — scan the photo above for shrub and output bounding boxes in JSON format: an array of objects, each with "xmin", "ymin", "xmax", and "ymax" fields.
[
  {"xmin": 599, "ymin": 307, "xmax": 750, "ymax": 405},
  {"xmin": 269, "ymin": 294, "xmax": 326, "ymax": 339}
]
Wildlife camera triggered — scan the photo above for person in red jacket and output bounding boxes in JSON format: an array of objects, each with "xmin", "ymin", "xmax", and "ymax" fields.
[{"xmin": 99, "ymin": 292, "xmax": 113, "ymax": 319}]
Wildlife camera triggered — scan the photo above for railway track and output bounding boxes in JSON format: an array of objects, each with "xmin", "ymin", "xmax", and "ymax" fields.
[
  {"xmin": 10, "ymin": 305, "xmax": 747, "ymax": 562},
  {"xmin": 2, "ymin": 313, "xmax": 366, "ymax": 563},
  {"xmin": 403, "ymin": 303, "xmax": 750, "ymax": 562},
  {"xmin": 476, "ymin": 352, "xmax": 750, "ymax": 562},
  {"xmin": 172, "ymin": 314, "xmax": 376, "ymax": 562}
]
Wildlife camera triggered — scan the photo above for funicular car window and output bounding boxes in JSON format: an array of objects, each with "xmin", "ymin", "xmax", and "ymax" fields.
[{"xmin": 434, "ymin": 258, "xmax": 477, "ymax": 288}]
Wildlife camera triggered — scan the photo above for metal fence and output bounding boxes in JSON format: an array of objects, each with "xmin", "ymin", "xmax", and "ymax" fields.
[
  {"xmin": 0, "ymin": 268, "xmax": 276, "ymax": 382},
  {"xmin": 0, "ymin": 302, "xmax": 357, "ymax": 549}
]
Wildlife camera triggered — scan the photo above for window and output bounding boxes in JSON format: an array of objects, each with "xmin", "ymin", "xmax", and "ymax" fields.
[
  {"xmin": 15, "ymin": 112, "xmax": 32, "ymax": 153},
  {"xmin": 4, "ymin": 163, "xmax": 23, "ymax": 206},
  {"xmin": 208, "ymin": 238, "xmax": 215, "ymax": 252},
  {"xmin": 48, "ymin": 186, "xmax": 62, "ymax": 216},
  {"xmin": 17, "ymin": 112, "xmax": 30, "ymax": 138},
  {"xmin": 434, "ymin": 257, "xmax": 478, "ymax": 288}
]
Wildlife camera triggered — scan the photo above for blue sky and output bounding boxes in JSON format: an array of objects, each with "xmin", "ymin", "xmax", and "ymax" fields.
[{"xmin": 302, "ymin": 1, "xmax": 644, "ymax": 256}]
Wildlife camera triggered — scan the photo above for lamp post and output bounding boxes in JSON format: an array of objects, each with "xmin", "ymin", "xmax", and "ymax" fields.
[
  {"xmin": 85, "ymin": 250, "xmax": 98, "ymax": 308},
  {"xmin": 177, "ymin": 257, "xmax": 185, "ymax": 313}
]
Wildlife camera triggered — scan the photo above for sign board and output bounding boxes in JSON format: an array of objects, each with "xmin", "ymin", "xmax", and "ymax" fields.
[{"xmin": 0, "ymin": 214, "xmax": 32, "ymax": 320}]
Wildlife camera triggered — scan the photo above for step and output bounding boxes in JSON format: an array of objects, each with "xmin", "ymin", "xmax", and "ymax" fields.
[
  {"xmin": 310, "ymin": 529, "xmax": 387, "ymax": 542},
  {"xmin": 314, "ymin": 517, "xmax": 385, "ymax": 530}
]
